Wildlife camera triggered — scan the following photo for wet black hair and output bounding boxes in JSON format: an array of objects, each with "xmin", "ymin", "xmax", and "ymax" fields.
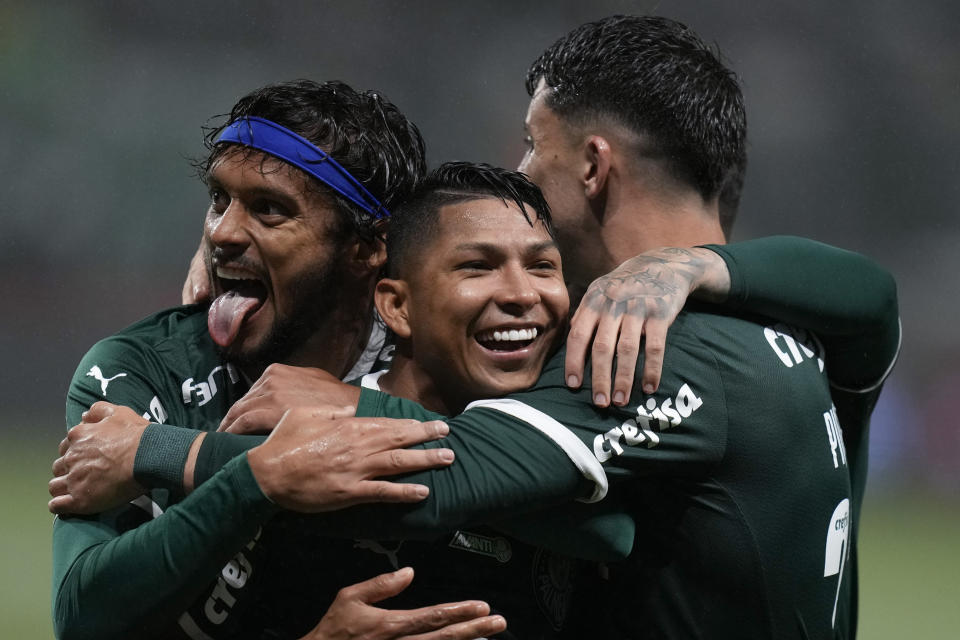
[
  {"xmin": 386, "ymin": 161, "xmax": 554, "ymax": 278},
  {"xmin": 526, "ymin": 15, "xmax": 747, "ymax": 236},
  {"xmin": 198, "ymin": 79, "xmax": 426, "ymax": 243}
]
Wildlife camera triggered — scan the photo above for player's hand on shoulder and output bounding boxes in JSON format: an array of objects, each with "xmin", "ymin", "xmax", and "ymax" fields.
[
  {"xmin": 219, "ymin": 363, "xmax": 361, "ymax": 434},
  {"xmin": 565, "ymin": 246, "xmax": 730, "ymax": 407},
  {"xmin": 181, "ymin": 239, "xmax": 211, "ymax": 305},
  {"xmin": 48, "ymin": 402, "xmax": 147, "ymax": 515},
  {"xmin": 246, "ymin": 410, "xmax": 454, "ymax": 512},
  {"xmin": 300, "ymin": 567, "xmax": 506, "ymax": 640}
]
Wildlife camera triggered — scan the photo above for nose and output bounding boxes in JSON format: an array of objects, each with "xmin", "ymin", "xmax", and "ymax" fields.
[
  {"xmin": 496, "ymin": 264, "xmax": 541, "ymax": 315},
  {"xmin": 206, "ymin": 200, "xmax": 249, "ymax": 252}
]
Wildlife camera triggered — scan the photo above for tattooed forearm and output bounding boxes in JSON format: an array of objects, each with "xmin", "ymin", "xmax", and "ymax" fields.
[{"xmin": 581, "ymin": 247, "xmax": 726, "ymax": 319}]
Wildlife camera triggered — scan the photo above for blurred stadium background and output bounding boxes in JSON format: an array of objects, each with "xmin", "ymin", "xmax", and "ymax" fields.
[{"xmin": 1, "ymin": 1, "xmax": 957, "ymax": 637}]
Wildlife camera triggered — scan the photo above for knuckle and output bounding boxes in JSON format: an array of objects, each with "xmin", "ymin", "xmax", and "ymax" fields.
[
  {"xmin": 263, "ymin": 363, "xmax": 281, "ymax": 376},
  {"xmin": 616, "ymin": 340, "xmax": 638, "ymax": 357},
  {"xmin": 567, "ymin": 325, "xmax": 591, "ymax": 343},
  {"xmin": 427, "ymin": 606, "xmax": 447, "ymax": 625},
  {"xmin": 592, "ymin": 339, "xmax": 614, "ymax": 356},
  {"xmin": 390, "ymin": 428, "xmax": 408, "ymax": 446}
]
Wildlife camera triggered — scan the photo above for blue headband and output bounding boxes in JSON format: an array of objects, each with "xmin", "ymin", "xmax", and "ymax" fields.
[{"xmin": 216, "ymin": 116, "xmax": 389, "ymax": 219}]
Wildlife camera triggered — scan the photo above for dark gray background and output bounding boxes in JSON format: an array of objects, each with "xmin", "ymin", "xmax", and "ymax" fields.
[{"xmin": 2, "ymin": 1, "xmax": 957, "ymax": 494}]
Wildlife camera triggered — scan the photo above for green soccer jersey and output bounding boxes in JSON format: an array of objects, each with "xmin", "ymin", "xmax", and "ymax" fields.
[
  {"xmin": 53, "ymin": 305, "xmax": 396, "ymax": 640},
  {"xmin": 502, "ymin": 313, "xmax": 868, "ymax": 639},
  {"xmin": 53, "ymin": 237, "xmax": 898, "ymax": 639},
  {"xmin": 352, "ymin": 239, "xmax": 899, "ymax": 640}
]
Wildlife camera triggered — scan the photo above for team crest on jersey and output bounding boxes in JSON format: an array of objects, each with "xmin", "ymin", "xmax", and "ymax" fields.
[
  {"xmin": 531, "ymin": 548, "xmax": 574, "ymax": 631},
  {"xmin": 448, "ymin": 530, "xmax": 512, "ymax": 563},
  {"xmin": 86, "ymin": 365, "xmax": 127, "ymax": 397}
]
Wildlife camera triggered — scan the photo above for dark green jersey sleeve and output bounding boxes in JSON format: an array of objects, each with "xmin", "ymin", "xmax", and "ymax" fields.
[
  {"xmin": 54, "ymin": 318, "xmax": 277, "ymax": 640},
  {"xmin": 185, "ymin": 386, "xmax": 630, "ymax": 561},
  {"xmin": 707, "ymin": 235, "xmax": 900, "ymax": 552},
  {"xmin": 706, "ymin": 235, "xmax": 900, "ymax": 390},
  {"xmin": 53, "ymin": 456, "xmax": 277, "ymax": 640}
]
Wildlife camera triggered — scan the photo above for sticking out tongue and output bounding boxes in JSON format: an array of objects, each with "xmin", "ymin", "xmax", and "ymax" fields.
[{"xmin": 208, "ymin": 289, "xmax": 265, "ymax": 347}]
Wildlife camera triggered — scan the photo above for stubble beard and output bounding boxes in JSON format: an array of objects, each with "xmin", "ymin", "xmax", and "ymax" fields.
[{"xmin": 221, "ymin": 258, "xmax": 345, "ymax": 375}]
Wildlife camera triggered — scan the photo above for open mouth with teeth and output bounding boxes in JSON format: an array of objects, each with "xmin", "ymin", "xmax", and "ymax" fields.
[
  {"xmin": 475, "ymin": 326, "xmax": 540, "ymax": 352},
  {"xmin": 207, "ymin": 269, "xmax": 269, "ymax": 348}
]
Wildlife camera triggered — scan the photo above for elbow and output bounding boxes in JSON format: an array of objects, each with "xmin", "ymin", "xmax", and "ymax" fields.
[
  {"xmin": 854, "ymin": 256, "xmax": 899, "ymax": 330},
  {"xmin": 866, "ymin": 267, "xmax": 899, "ymax": 329}
]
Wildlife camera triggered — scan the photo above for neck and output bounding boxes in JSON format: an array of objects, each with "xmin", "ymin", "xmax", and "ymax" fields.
[
  {"xmin": 573, "ymin": 177, "xmax": 726, "ymax": 288},
  {"xmin": 285, "ymin": 303, "xmax": 375, "ymax": 376},
  {"xmin": 240, "ymin": 283, "xmax": 377, "ymax": 382},
  {"xmin": 379, "ymin": 348, "xmax": 461, "ymax": 415}
]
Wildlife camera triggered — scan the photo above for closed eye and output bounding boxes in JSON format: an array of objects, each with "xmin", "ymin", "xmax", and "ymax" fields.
[{"xmin": 456, "ymin": 260, "xmax": 493, "ymax": 272}]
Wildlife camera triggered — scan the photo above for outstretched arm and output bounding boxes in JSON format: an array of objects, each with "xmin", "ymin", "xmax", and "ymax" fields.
[
  {"xmin": 565, "ymin": 236, "xmax": 899, "ymax": 405},
  {"xmin": 53, "ymin": 336, "xmax": 451, "ymax": 640}
]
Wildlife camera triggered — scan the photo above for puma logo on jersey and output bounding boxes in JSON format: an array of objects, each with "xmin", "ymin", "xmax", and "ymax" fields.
[
  {"xmin": 355, "ymin": 539, "xmax": 404, "ymax": 570},
  {"xmin": 182, "ymin": 364, "xmax": 239, "ymax": 407},
  {"xmin": 449, "ymin": 530, "xmax": 512, "ymax": 563},
  {"xmin": 86, "ymin": 365, "xmax": 127, "ymax": 396},
  {"xmin": 593, "ymin": 383, "xmax": 703, "ymax": 462},
  {"xmin": 764, "ymin": 323, "xmax": 824, "ymax": 372}
]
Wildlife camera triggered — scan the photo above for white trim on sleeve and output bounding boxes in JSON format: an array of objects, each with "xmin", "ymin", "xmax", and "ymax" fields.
[{"xmin": 463, "ymin": 398, "xmax": 609, "ymax": 503}]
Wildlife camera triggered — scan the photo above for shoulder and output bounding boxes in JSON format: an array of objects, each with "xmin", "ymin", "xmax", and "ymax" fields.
[
  {"xmin": 80, "ymin": 304, "xmax": 212, "ymax": 362},
  {"xmin": 67, "ymin": 305, "xmax": 226, "ymax": 422}
]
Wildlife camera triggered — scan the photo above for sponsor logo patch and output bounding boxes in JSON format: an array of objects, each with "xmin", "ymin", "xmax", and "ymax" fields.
[
  {"xmin": 181, "ymin": 364, "xmax": 239, "ymax": 407},
  {"xmin": 593, "ymin": 383, "xmax": 703, "ymax": 462},
  {"xmin": 448, "ymin": 530, "xmax": 512, "ymax": 563},
  {"xmin": 764, "ymin": 323, "xmax": 824, "ymax": 372}
]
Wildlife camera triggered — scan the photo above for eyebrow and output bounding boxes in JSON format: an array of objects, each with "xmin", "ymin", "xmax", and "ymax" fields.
[
  {"xmin": 453, "ymin": 240, "xmax": 558, "ymax": 254},
  {"xmin": 206, "ymin": 167, "xmax": 304, "ymax": 207}
]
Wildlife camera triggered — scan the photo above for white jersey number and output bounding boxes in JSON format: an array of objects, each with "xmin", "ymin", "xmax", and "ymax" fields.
[{"xmin": 823, "ymin": 498, "xmax": 850, "ymax": 628}]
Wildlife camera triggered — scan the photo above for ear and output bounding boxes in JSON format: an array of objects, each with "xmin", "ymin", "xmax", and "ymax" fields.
[
  {"xmin": 347, "ymin": 234, "xmax": 388, "ymax": 278},
  {"xmin": 375, "ymin": 278, "xmax": 412, "ymax": 339},
  {"xmin": 583, "ymin": 135, "xmax": 612, "ymax": 200}
]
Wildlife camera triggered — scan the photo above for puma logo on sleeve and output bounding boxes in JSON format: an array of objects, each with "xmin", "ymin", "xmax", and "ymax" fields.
[{"xmin": 86, "ymin": 365, "xmax": 128, "ymax": 397}]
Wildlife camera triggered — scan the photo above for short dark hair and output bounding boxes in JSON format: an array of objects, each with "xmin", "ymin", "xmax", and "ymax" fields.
[
  {"xmin": 198, "ymin": 80, "xmax": 426, "ymax": 242},
  {"xmin": 526, "ymin": 15, "xmax": 747, "ymax": 235},
  {"xmin": 386, "ymin": 161, "xmax": 554, "ymax": 279}
]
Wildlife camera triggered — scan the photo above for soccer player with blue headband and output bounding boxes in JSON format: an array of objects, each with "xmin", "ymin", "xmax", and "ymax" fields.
[{"xmin": 216, "ymin": 116, "xmax": 391, "ymax": 220}]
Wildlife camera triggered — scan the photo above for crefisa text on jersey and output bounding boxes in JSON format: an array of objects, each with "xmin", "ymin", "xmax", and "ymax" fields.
[{"xmin": 593, "ymin": 383, "xmax": 704, "ymax": 462}]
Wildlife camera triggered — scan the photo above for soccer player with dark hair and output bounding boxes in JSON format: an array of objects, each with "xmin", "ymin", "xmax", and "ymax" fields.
[
  {"xmin": 50, "ymin": 80, "xmax": 511, "ymax": 640},
  {"xmin": 504, "ymin": 15, "xmax": 896, "ymax": 637},
  {"xmin": 263, "ymin": 15, "xmax": 898, "ymax": 638},
  {"xmin": 51, "ymin": 16, "xmax": 898, "ymax": 640}
]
